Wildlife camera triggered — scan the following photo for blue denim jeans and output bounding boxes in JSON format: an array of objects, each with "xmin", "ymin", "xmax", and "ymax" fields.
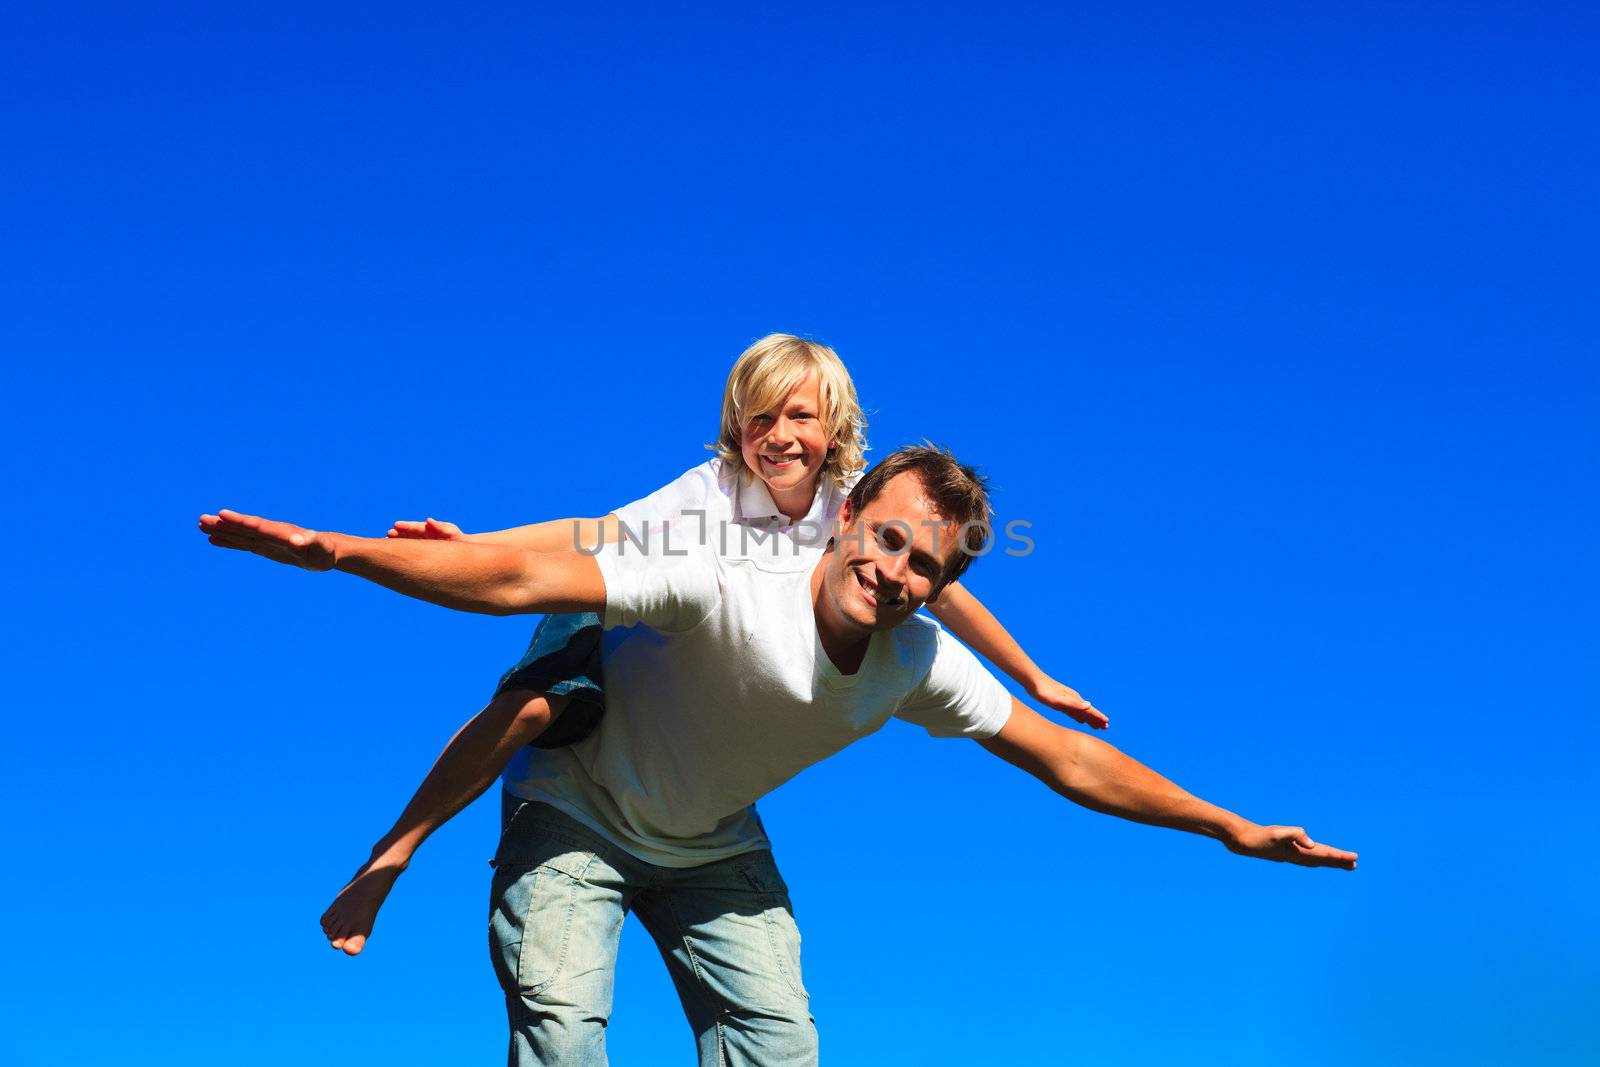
[{"xmin": 489, "ymin": 795, "xmax": 817, "ymax": 1066}]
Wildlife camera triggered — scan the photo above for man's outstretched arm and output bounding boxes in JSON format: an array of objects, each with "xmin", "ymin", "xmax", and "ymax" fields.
[
  {"xmin": 978, "ymin": 701, "xmax": 1357, "ymax": 869},
  {"xmin": 198, "ymin": 508, "xmax": 606, "ymax": 615}
]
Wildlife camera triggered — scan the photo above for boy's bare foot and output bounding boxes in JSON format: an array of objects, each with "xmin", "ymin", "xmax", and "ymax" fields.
[{"xmin": 321, "ymin": 856, "xmax": 408, "ymax": 956}]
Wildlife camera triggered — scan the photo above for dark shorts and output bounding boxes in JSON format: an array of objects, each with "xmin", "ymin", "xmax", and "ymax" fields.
[{"xmin": 495, "ymin": 612, "xmax": 606, "ymax": 749}]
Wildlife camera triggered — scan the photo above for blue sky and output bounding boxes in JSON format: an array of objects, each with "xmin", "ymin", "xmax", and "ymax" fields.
[{"xmin": 3, "ymin": 4, "xmax": 1595, "ymax": 1064}]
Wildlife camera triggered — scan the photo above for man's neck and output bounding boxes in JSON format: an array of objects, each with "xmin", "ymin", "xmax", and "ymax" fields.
[{"xmin": 809, "ymin": 553, "xmax": 871, "ymax": 675}]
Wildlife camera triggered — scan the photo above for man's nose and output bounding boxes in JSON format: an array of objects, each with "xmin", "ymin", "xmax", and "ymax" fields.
[{"xmin": 876, "ymin": 548, "xmax": 908, "ymax": 592}]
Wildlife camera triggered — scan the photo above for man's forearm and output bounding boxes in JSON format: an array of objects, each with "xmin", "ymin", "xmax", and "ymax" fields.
[
  {"xmin": 200, "ymin": 509, "xmax": 608, "ymax": 614},
  {"xmin": 980, "ymin": 704, "xmax": 1357, "ymax": 868},
  {"xmin": 982, "ymin": 708, "xmax": 1244, "ymax": 843},
  {"xmin": 330, "ymin": 535, "xmax": 606, "ymax": 616},
  {"xmin": 331, "ymin": 534, "xmax": 548, "ymax": 614},
  {"xmin": 1058, "ymin": 733, "xmax": 1246, "ymax": 842}
]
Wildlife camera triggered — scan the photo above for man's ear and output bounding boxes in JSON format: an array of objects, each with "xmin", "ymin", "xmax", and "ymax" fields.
[{"xmin": 837, "ymin": 498, "xmax": 854, "ymax": 527}]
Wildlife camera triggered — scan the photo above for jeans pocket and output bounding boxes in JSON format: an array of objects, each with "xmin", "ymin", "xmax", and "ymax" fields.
[
  {"xmin": 490, "ymin": 859, "xmax": 594, "ymax": 997},
  {"xmin": 735, "ymin": 859, "xmax": 809, "ymax": 1002}
]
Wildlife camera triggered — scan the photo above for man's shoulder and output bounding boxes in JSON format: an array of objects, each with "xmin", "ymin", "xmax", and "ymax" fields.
[
  {"xmin": 894, "ymin": 610, "xmax": 944, "ymax": 642},
  {"xmin": 880, "ymin": 612, "xmax": 946, "ymax": 674}
]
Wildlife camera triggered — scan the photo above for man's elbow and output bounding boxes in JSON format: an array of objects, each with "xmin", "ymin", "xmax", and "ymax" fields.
[
  {"xmin": 477, "ymin": 553, "xmax": 545, "ymax": 615},
  {"xmin": 494, "ymin": 561, "xmax": 597, "ymax": 615},
  {"xmin": 1049, "ymin": 731, "xmax": 1112, "ymax": 798}
]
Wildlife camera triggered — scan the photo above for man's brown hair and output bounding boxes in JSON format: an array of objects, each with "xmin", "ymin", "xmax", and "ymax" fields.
[{"xmin": 843, "ymin": 444, "xmax": 992, "ymax": 592}]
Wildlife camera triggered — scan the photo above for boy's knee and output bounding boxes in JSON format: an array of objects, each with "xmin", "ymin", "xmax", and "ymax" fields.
[{"xmin": 489, "ymin": 688, "xmax": 569, "ymax": 741}]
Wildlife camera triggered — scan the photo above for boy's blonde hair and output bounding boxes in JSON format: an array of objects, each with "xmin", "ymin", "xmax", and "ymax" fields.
[{"xmin": 712, "ymin": 333, "xmax": 868, "ymax": 488}]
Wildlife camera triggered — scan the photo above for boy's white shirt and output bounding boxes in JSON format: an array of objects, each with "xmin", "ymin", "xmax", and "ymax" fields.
[
  {"xmin": 611, "ymin": 455, "xmax": 857, "ymax": 540},
  {"xmin": 501, "ymin": 458, "xmax": 1013, "ymax": 867}
]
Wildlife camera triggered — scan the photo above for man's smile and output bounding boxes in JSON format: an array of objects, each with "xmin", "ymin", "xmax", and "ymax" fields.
[{"xmin": 854, "ymin": 567, "xmax": 898, "ymax": 608}]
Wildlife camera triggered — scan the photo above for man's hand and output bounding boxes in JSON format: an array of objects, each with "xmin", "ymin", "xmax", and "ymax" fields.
[
  {"xmin": 1224, "ymin": 823, "xmax": 1358, "ymax": 870},
  {"xmin": 200, "ymin": 509, "xmax": 339, "ymax": 571},
  {"xmin": 388, "ymin": 518, "xmax": 466, "ymax": 541},
  {"xmin": 1028, "ymin": 676, "xmax": 1109, "ymax": 730}
]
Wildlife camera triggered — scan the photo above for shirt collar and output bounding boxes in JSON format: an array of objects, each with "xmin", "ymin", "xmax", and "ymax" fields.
[
  {"xmin": 736, "ymin": 471, "xmax": 787, "ymax": 527},
  {"xmin": 735, "ymin": 469, "xmax": 845, "ymax": 531}
]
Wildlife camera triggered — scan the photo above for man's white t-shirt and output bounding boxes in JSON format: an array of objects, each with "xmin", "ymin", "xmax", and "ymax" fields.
[{"xmin": 501, "ymin": 522, "xmax": 1014, "ymax": 868}]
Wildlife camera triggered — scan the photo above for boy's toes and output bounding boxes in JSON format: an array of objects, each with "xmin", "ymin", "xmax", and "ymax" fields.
[{"xmin": 341, "ymin": 933, "xmax": 367, "ymax": 956}]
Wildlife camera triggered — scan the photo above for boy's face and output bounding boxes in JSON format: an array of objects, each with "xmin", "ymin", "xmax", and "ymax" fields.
[
  {"xmin": 740, "ymin": 370, "xmax": 830, "ymax": 505},
  {"xmin": 820, "ymin": 473, "xmax": 958, "ymax": 634}
]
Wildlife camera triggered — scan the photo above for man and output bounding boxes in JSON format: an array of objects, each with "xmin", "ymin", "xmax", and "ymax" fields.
[{"xmin": 201, "ymin": 446, "xmax": 1356, "ymax": 1066}]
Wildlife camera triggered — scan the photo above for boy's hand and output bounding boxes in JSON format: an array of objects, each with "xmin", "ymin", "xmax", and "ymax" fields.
[
  {"xmin": 1028, "ymin": 676, "xmax": 1109, "ymax": 730},
  {"xmin": 388, "ymin": 518, "xmax": 467, "ymax": 541},
  {"xmin": 199, "ymin": 509, "xmax": 339, "ymax": 571},
  {"xmin": 1223, "ymin": 823, "xmax": 1358, "ymax": 870}
]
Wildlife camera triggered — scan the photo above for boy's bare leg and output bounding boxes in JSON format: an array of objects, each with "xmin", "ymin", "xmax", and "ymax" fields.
[{"xmin": 320, "ymin": 688, "xmax": 570, "ymax": 955}]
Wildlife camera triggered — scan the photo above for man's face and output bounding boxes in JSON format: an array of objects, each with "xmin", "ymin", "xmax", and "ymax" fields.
[{"xmin": 821, "ymin": 472, "xmax": 961, "ymax": 634}]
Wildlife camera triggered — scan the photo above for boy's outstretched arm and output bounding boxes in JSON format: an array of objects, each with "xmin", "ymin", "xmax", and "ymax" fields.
[
  {"xmin": 388, "ymin": 515, "xmax": 626, "ymax": 552},
  {"xmin": 978, "ymin": 701, "xmax": 1358, "ymax": 869},
  {"xmin": 198, "ymin": 509, "xmax": 606, "ymax": 615},
  {"xmin": 927, "ymin": 582, "xmax": 1109, "ymax": 729}
]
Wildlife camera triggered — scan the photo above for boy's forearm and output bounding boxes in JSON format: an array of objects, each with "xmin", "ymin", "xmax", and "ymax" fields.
[
  {"xmin": 467, "ymin": 515, "xmax": 620, "ymax": 556},
  {"xmin": 467, "ymin": 517, "xmax": 613, "ymax": 553},
  {"xmin": 928, "ymin": 582, "xmax": 1045, "ymax": 688},
  {"xmin": 465, "ymin": 522, "xmax": 561, "ymax": 550}
]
